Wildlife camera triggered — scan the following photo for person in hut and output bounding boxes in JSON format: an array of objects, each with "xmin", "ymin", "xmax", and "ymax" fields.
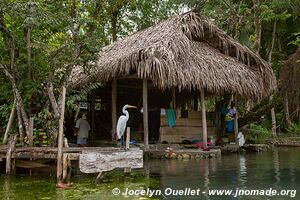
[{"xmin": 74, "ymin": 113, "xmax": 90, "ymax": 147}]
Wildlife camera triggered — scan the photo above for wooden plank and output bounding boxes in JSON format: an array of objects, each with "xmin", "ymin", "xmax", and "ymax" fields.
[
  {"xmin": 79, "ymin": 148, "xmax": 143, "ymax": 173},
  {"xmin": 160, "ymin": 118, "xmax": 213, "ymax": 127},
  {"xmin": 143, "ymin": 79, "xmax": 149, "ymax": 150}
]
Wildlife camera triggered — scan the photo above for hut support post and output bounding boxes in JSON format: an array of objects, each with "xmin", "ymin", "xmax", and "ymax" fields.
[
  {"xmin": 143, "ymin": 79, "xmax": 149, "ymax": 150},
  {"xmin": 6, "ymin": 134, "xmax": 17, "ymax": 175},
  {"xmin": 112, "ymin": 80, "xmax": 117, "ymax": 140},
  {"xmin": 234, "ymin": 95, "xmax": 239, "ymax": 143},
  {"xmin": 57, "ymin": 86, "xmax": 66, "ymax": 184},
  {"xmin": 200, "ymin": 89, "xmax": 207, "ymax": 149},
  {"xmin": 91, "ymin": 92, "xmax": 95, "ymax": 145},
  {"xmin": 172, "ymin": 87, "xmax": 176, "ymax": 108},
  {"xmin": 3, "ymin": 102, "xmax": 15, "ymax": 144}
]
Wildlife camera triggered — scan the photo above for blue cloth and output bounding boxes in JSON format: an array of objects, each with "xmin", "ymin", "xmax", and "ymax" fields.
[
  {"xmin": 227, "ymin": 120, "xmax": 234, "ymax": 133},
  {"xmin": 221, "ymin": 106, "xmax": 228, "ymax": 116},
  {"xmin": 167, "ymin": 109, "xmax": 176, "ymax": 128}
]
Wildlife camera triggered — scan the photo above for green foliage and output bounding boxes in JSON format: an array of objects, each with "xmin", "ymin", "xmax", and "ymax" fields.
[
  {"xmin": 33, "ymin": 128, "xmax": 49, "ymax": 147},
  {"xmin": 248, "ymin": 123, "xmax": 273, "ymax": 144},
  {"xmin": 290, "ymin": 32, "xmax": 300, "ymax": 47},
  {"xmin": 288, "ymin": 123, "xmax": 300, "ymax": 135},
  {"xmin": 0, "ymin": 103, "xmax": 11, "ymax": 129}
]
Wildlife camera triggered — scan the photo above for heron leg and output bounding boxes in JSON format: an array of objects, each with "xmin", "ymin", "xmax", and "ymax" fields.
[{"xmin": 121, "ymin": 136, "xmax": 124, "ymax": 148}]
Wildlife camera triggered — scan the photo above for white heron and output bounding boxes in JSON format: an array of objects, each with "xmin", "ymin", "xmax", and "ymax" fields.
[{"xmin": 117, "ymin": 104, "xmax": 137, "ymax": 146}]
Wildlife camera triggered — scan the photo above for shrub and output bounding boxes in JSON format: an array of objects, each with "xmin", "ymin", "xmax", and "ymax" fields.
[{"xmin": 248, "ymin": 123, "xmax": 273, "ymax": 144}]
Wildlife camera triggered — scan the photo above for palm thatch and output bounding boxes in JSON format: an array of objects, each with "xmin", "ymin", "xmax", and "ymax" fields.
[{"xmin": 69, "ymin": 10, "xmax": 276, "ymax": 99}]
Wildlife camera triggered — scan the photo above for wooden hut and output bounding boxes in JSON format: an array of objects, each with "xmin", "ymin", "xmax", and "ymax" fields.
[{"xmin": 68, "ymin": 10, "xmax": 276, "ymax": 149}]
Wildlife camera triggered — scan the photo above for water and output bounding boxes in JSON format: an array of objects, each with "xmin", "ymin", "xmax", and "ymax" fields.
[{"xmin": 0, "ymin": 147, "xmax": 299, "ymax": 200}]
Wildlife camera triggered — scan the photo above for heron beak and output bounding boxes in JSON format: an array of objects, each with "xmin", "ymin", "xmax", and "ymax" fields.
[{"xmin": 128, "ymin": 105, "xmax": 137, "ymax": 108}]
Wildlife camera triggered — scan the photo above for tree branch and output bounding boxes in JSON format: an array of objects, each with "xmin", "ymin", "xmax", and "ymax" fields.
[{"xmin": 47, "ymin": 82, "xmax": 60, "ymax": 118}]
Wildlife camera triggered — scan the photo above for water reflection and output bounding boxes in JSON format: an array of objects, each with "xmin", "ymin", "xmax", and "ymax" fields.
[
  {"xmin": 272, "ymin": 148, "xmax": 281, "ymax": 186},
  {"xmin": 238, "ymin": 155, "xmax": 247, "ymax": 187},
  {"xmin": 145, "ymin": 148, "xmax": 300, "ymax": 200}
]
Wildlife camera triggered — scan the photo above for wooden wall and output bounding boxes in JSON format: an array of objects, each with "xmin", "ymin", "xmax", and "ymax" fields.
[{"xmin": 159, "ymin": 110, "xmax": 217, "ymax": 143}]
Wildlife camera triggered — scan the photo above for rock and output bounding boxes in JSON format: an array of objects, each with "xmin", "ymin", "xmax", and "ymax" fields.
[
  {"xmin": 170, "ymin": 153, "xmax": 177, "ymax": 159},
  {"xmin": 209, "ymin": 153, "xmax": 215, "ymax": 158},
  {"xmin": 182, "ymin": 154, "xmax": 190, "ymax": 159}
]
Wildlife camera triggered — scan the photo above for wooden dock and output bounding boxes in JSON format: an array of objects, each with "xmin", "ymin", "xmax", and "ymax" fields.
[{"xmin": 0, "ymin": 146, "xmax": 143, "ymax": 178}]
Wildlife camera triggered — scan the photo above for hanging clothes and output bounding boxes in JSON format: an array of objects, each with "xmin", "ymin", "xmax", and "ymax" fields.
[{"xmin": 167, "ymin": 109, "xmax": 176, "ymax": 128}]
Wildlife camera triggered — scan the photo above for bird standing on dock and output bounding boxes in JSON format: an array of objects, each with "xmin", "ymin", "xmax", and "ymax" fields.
[{"xmin": 117, "ymin": 104, "xmax": 137, "ymax": 147}]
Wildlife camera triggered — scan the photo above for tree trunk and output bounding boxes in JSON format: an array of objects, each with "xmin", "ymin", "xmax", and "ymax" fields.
[
  {"xmin": 268, "ymin": 20, "xmax": 277, "ymax": 137},
  {"xmin": 3, "ymin": 102, "xmax": 15, "ymax": 144},
  {"xmin": 252, "ymin": 0, "xmax": 262, "ymax": 54},
  {"xmin": 284, "ymin": 92, "xmax": 292, "ymax": 129},
  {"xmin": 57, "ymin": 86, "xmax": 66, "ymax": 184},
  {"xmin": 27, "ymin": 26, "xmax": 33, "ymax": 79}
]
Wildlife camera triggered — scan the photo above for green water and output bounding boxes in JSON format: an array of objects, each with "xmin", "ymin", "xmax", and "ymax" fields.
[{"xmin": 0, "ymin": 147, "xmax": 299, "ymax": 200}]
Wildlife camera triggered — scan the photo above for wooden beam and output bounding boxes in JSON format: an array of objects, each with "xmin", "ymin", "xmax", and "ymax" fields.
[
  {"xmin": 143, "ymin": 79, "xmax": 149, "ymax": 150},
  {"xmin": 200, "ymin": 89, "xmax": 207, "ymax": 149},
  {"xmin": 57, "ymin": 86, "xmax": 66, "ymax": 184},
  {"xmin": 111, "ymin": 80, "xmax": 117, "ymax": 141}
]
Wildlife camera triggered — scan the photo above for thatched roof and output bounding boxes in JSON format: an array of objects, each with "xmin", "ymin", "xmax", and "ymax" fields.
[{"xmin": 69, "ymin": 10, "xmax": 276, "ymax": 99}]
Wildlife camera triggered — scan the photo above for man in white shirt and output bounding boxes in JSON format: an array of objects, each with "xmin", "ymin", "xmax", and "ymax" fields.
[{"xmin": 75, "ymin": 114, "xmax": 90, "ymax": 147}]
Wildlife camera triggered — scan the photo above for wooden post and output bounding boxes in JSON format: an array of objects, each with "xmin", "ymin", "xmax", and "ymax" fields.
[
  {"xmin": 6, "ymin": 134, "xmax": 17, "ymax": 175},
  {"xmin": 143, "ymin": 79, "xmax": 149, "ymax": 150},
  {"xmin": 172, "ymin": 87, "xmax": 176, "ymax": 109},
  {"xmin": 3, "ymin": 102, "xmax": 15, "ymax": 144},
  {"xmin": 124, "ymin": 128, "xmax": 132, "ymax": 176},
  {"xmin": 62, "ymin": 137, "xmax": 71, "ymax": 183},
  {"xmin": 234, "ymin": 95, "xmax": 239, "ymax": 144},
  {"xmin": 28, "ymin": 117, "xmax": 34, "ymax": 147},
  {"xmin": 111, "ymin": 80, "xmax": 117, "ymax": 141},
  {"xmin": 57, "ymin": 86, "xmax": 66, "ymax": 184},
  {"xmin": 200, "ymin": 89, "xmax": 207, "ymax": 149},
  {"xmin": 126, "ymin": 127, "xmax": 130, "ymax": 149},
  {"xmin": 91, "ymin": 92, "xmax": 95, "ymax": 145}
]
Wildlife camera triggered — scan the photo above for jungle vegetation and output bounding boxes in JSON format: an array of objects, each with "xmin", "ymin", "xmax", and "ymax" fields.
[{"xmin": 0, "ymin": 0, "xmax": 299, "ymax": 145}]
